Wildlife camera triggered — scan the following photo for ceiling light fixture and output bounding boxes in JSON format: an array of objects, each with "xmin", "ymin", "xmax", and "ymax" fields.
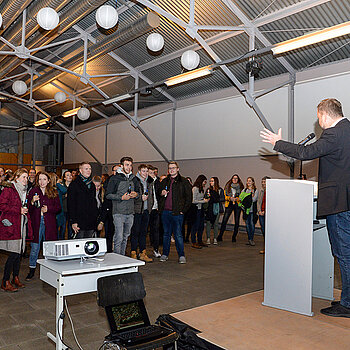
[
  {"xmin": 34, "ymin": 118, "xmax": 50, "ymax": 127},
  {"xmin": 272, "ymin": 20, "xmax": 350, "ymax": 55},
  {"xmin": 165, "ymin": 66, "xmax": 213, "ymax": 87},
  {"xmin": 102, "ymin": 93, "xmax": 133, "ymax": 105},
  {"xmin": 62, "ymin": 107, "xmax": 80, "ymax": 117}
]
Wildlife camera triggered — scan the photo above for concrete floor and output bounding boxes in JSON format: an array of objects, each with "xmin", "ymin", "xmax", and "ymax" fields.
[{"xmin": 0, "ymin": 230, "xmax": 341, "ymax": 350}]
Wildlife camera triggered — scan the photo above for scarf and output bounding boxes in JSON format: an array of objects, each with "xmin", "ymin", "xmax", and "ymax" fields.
[
  {"xmin": 79, "ymin": 173, "xmax": 92, "ymax": 189},
  {"xmin": 12, "ymin": 180, "xmax": 28, "ymax": 243}
]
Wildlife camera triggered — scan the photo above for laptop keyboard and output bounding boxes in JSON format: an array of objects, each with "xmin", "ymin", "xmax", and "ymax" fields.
[{"xmin": 115, "ymin": 325, "xmax": 166, "ymax": 342}]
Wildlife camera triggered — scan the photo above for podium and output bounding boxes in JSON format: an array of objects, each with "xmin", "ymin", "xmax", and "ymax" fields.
[{"xmin": 262, "ymin": 179, "xmax": 334, "ymax": 316}]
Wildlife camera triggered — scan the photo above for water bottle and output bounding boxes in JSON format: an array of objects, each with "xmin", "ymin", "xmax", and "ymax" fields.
[
  {"xmin": 144, "ymin": 188, "xmax": 149, "ymax": 196},
  {"xmin": 22, "ymin": 199, "xmax": 28, "ymax": 208},
  {"xmin": 34, "ymin": 193, "xmax": 40, "ymax": 208},
  {"xmin": 127, "ymin": 184, "xmax": 132, "ymax": 194},
  {"xmin": 164, "ymin": 185, "xmax": 168, "ymax": 197}
]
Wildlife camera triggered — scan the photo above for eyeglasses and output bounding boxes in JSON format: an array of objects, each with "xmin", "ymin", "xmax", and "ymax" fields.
[{"xmin": 168, "ymin": 167, "xmax": 177, "ymax": 170}]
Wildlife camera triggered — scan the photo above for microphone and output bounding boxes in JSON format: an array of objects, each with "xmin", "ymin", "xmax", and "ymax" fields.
[{"xmin": 298, "ymin": 133, "xmax": 315, "ymax": 145}]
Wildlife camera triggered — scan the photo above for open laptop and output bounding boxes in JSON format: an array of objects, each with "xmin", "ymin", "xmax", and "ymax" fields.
[{"xmin": 105, "ymin": 299, "xmax": 178, "ymax": 349}]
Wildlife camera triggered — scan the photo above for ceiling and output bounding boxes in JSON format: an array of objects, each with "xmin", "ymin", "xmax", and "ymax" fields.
[{"xmin": 0, "ymin": 0, "xmax": 350, "ymax": 129}]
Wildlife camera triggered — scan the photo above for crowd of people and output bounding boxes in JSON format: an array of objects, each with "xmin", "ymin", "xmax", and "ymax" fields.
[{"xmin": 0, "ymin": 159, "xmax": 269, "ymax": 293}]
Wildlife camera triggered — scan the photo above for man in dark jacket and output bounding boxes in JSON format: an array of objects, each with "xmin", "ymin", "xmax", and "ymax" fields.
[
  {"xmin": 158, "ymin": 161, "xmax": 192, "ymax": 264},
  {"xmin": 68, "ymin": 162, "xmax": 98, "ymax": 239},
  {"xmin": 261, "ymin": 98, "xmax": 350, "ymax": 318},
  {"xmin": 106, "ymin": 157, "xmax": 140, "ymax": 255}
]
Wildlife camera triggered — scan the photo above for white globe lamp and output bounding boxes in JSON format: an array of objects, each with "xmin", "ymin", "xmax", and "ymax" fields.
[
  {"xmin": 77, "ymin": 107, "xmax": 90, "ymax": 121},
  {"xmin": 54, "ymin": 91, "xmax": 66, "ymax": 104},
  {"xmin": 181, "ymin": 50, "xmax": 200, "ymax": 70},
  {"xmin": 146, "ymin": 33, "xmax": 164, "ymax": 52},
  {"xmin": 96, "ymin": 5, "xmax": 118, "ymax": 30},
  {"xmin": 37, "ymin": 8, "xmax": 59, "ymax": 31},
  {"xmin": 12, "ymin": 81, "xmax": 27, "ymax": 95}
]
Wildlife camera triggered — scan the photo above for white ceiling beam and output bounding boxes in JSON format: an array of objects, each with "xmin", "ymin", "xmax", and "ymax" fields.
[{"xmin": 71, "ymin": 0, "xmax": 328, "ymax": 94}]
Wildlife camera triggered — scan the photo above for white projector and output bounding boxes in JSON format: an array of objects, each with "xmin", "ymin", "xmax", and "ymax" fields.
[{"xmin": 43, "ymin": 238, "xmax": 107, "ymax": 260}]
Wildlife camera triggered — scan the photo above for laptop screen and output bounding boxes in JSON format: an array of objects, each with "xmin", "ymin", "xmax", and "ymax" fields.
[{"xmin": 106, "ymin": 300, "xmax": 150, "ymax": 334}]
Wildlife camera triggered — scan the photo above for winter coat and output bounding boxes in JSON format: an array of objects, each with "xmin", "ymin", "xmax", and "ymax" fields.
[
  {"xmin": 134, "ymin": 176, "xmax": 155, "ymax": 214},
  {"xmin": 158, "ymin": 174, "xmax": 192, "ymax": 215},
  {"xmin": 28, "ymin": 187, "xmax": 61, "ymax": 243},
  {"xmin": 205, "ymin": 188, "xmax": 225, "ymax": 224},
  {"xmin": 0, "ymin": 184, "xmax": 33, "ymax": 241},
  {"xmin": 106, "ymin": 172, "xmax": 140, "ymax": 215},
  {"xmin": 67, "ymin": 176, "xmax": 98, "ymax": 230}
]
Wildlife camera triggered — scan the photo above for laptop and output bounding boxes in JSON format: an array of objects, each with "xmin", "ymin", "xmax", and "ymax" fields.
[{"xmin": 105, "ymin": 299, "xmax": 178, "ymax": 349}]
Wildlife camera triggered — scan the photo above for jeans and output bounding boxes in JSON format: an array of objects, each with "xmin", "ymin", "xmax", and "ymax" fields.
[
  {"xmin": 259, "ymin": 215, "xmax": 265, "ymax": 239},
  {"xmin": 161, "ymin": 210, "xmax": 184, "ymax": 258},
  {"xmin": 245, "ymin": 212, "xmax": 255, "ymax": 241},
  {"xmin": 206, "ymin": 214, "xmax": 220, "ymax": 240},
  {"xmin": 29, "ymin": 216, "xmax": 45, "ymax": 268},
  {"xmin": 3, "ymin": 252, "xmax": 21, "ymax": 281},
  {"xmin": 113, "ymin": 214, "xmax": 134, "ymax": 255},
  {"xmin": 219, "ymin": 203, "xmax": 241, "ymax": 239},
  {"xmin": 191, "ymin": 208, "xmax": 205, "ymax": 244},
  {"xmin": 131, "ymin": 210, "xmax": 150, "ymax": 252},
  {"xmin": 149, "ymin": 209, "xmax": 160, "ymax": 251},
  {"xmin": 326, "ymin": 211, "xmax": 350, "ymax": 308}
]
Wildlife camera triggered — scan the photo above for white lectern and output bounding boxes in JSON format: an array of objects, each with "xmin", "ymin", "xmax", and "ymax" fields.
[{"xmin": 262, "ymin": 179, "xmax": 334, "ymax": 316}]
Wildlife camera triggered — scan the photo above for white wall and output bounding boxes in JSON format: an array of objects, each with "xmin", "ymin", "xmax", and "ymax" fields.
[{"xmin": 64, "ymin": 61, "xmax": 350, "ymax": 182}]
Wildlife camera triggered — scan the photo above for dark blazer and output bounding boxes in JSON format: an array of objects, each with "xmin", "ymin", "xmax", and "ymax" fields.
[
  {"xmin": 28, "ymin": 187, "xmax": 61, "ymax": 243},
  {"xmin": 274, "ymin": 118, "xmax": 350, "ymax": 218},
  {"xmin": 67, "ymin": 176, "xmax": 98, "ymax": 230},
  {"xmin": 158, "ymin": 174, "xmax": 193, "ymax": 215}
]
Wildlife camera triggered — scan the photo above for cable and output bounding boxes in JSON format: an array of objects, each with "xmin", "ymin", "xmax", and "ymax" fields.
[
  {"xmin": 65, "ymin": 299, "xmax": 85, "ymax": 350},
  {"xmin": 57, "ymin": 311, "xmax": 74, "ymax": 350}
]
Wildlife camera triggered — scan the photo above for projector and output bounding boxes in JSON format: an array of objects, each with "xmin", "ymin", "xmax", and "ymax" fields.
[{"xmin": 43, "ymin": 238, "xmax": 107, "ymax": 260}]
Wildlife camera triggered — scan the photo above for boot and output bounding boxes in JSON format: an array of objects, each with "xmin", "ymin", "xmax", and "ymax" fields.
[
  {"xmin": 130, "ymin": 251, "xmax": 137, "ymax": 259},
  {"xmin": 1, "ymin": 280, "xmax": 18, "ymax": 292},
  {"xmin": 25, "ymin": 267, "xmax": 35, "ymax": 281},
  {"xmin": 139, "ymin": 250, "xmax": 153, "ymax": 263},
  {"xmin": 12, "ymin": 276, "xmax": 25, "ymax": 288}
]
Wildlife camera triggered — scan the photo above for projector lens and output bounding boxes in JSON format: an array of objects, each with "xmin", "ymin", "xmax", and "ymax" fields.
[{"xmin": 84, "ymin": 241, "xmax": 99, "ymax": 255}]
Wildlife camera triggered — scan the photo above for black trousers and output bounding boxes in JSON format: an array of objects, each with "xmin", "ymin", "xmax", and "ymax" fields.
[
  {"xmin": 219, "ymin": 203, "xmax": 241, "ymax": 239},
  {"xmin": 149, "ymin": 209, "xmax": 160, "ymax": 251},
  {"xmin": 3, "ymin": 252, "xmax": 21, "ymax": 281},
  {"xmin": 104, "ymin": 214, "xmax": 114, "ymax": 253}
]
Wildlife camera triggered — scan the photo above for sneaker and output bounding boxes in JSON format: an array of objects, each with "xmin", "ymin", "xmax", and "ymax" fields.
[
  {"xmin": 206, "ymin": 238, "xmax": 211, "ymax": 245},
  {"xmin": 246, "ymin": 240, "xmax": 255, "ymax": 246},
  {"xmin": 198, "ymin": 241, "xmax": 208, "ymax": 247},
  {"xmin": 259, "ymin": 250, "xmax": 265, "ymax": 254},
  {"xmin": 159, "ymin": 255, "xmax": 168, "ymax": 262},
  {"xmin": 171, "ymin": 237, "xmax": 175, "ymax": 243},
  {"xmin": 213, "ymin": 238, "xmax": 218, "ymax": 245},
  {"xmin": 153, "ymin": 250, "xmax": 161, "ymax": 258},
  {"xmin": 179, "ymin": 256, "xmax": 186, "ymax": 264}
]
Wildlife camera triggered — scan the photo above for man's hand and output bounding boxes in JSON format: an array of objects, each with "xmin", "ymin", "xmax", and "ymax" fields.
[
  {"xmin": 161, "ymin": 189, "xmax": 168, "ymax": 197},
  {"xmin": 142, "ymin": 194, "xmax": 148, "ymax": 201},
  {"xmin": 129, "ymin": 191, "xmax": 138, "ymax": 198},
  {"xmin": 72, "ymin": 223, "xmax": 80, "ymax": 233},
  {"xmin": 260, "ymin": 128, "xmax": 282, "ymax": 146},
  {"xmin": 122, "ymin": 193, "xmax": 131, "ymax": 201}
]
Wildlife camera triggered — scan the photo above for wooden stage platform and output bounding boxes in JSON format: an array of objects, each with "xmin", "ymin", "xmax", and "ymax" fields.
[{"xmin": 173, "ymin": 289, "xmax": 350, "ymax": 350}]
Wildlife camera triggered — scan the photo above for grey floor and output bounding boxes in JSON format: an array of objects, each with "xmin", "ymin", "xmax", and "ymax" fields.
[{"xmin": 0, "ymin": 230, "xmax": 341, "ymax": 350}]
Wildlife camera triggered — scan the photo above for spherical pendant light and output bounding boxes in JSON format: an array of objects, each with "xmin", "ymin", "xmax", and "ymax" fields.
[
  {"xmin": 181, "ymin": 50, "xmax": 200, "ymax": 70},
  {"xmin": 54, "ymin": 91, "xmax": 66, "ymax": 104},
  {"xmin": 146, "ymin": 33, "xmax": 164, "ymax": 52},
  {"xmin": 96, "ymin": 5, "xmax": 118, "ymax": 30},
  {"xmin": 0, "ymin": 13, "xmax": 3, "ymax": 28},
  {"xmin": 12, "ymin": 81, "xmax": 27, "ymax": 95},
  {"xmin": 77, "ymin": 107, "xmax": 90, "ymax": 121},
  {"xmin": 37, "ymin": 8, "xmax": 59, "ymax": 31}
]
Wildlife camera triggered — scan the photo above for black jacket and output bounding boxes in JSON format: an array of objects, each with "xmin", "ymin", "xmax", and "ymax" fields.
[
  {"xmin": 158, "ymin": 174, "xmax": 192, "ymax": 215},
  {"xmin": 274, "ymin": 118, "xmax": 350, "ymax": 217},
  {"xmin": 67, "ymin": 176, "xmax": 98, "ymax": 230}
]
